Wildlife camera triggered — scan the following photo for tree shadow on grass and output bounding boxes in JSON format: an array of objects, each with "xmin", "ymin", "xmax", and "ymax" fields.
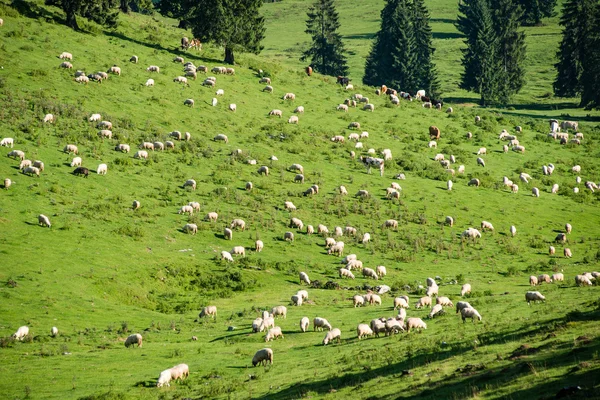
[
  {"xmin": 433, "ymin": 32, "xmax": 464, "ymax": 40},
  {"xmin": 254, "ymin": 309, "xmax": 600, "ymax": 400},
  {"xmin": 11, "ymin": 0, "xmax": 65, "ymax": 25},
  {"xmin": 104, "ymin": 31, "xmax": 224, "ymax": 65}
]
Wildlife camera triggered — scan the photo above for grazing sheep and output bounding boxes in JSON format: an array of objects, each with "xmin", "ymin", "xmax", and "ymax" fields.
[
  {"xmin": 564, "ymin": 248, "xmax": 572, "ymax": 258},
  {"xmin": 19, "ymin": 159, "xmax": 32, "ymax": 170},
  {"xmin": 38, "ymin": 214, "xmax": 51, "ymax": 228},
  {"xmin": 252, "ymin": 348, "xmax": 273, "ymax": 367},
  {"xmin": 51, "ymin": 326, "xmax": 58, "ymax": 337},
  {"xmin": 284, "ymin": 231, "xmax": 295, "ymax": 241},
  {"xmin": 468, "ymin": 178, "xmax": 480, "ymax": 187},
  {"xmin": 444, "ymin": 216, "xmax": 454, "ymax": 227},
  {"xmin": 132, "ymin": 200, "xmax": 141, "ymax": 210},
  {"xmin": 339, "ymin": 268, "xmax": 355, "ymax": 279},
  {"xmin": 12, "ymin": 326, "xmax": 30, "ymax": 341},
  {"xmin": 426, "ymin": 284, "xmax": 439, "ymax": 297},
  {"xmin": 221, "ymin": 251, "xmax": 234, "ymax": 262},
  {"xmin": 369, "ymin": 294, "xmax": 382, "ymax": 305},
  {"xmin": 481, "ymin": 221, "xmax": 494, "ymax": 232},
  {"xmin": 97, "ymin": 163, "xmax": 107, "ymax": 175},
  {"xmin": 525, "ymin": 291, "xmax": 545, "ymax": 304},
  {"xmin": 323, "ymin": 328, "xmax": 341, "ymax": 345},
  {"xmin": 405, "ymin": 317, "xmax": 427, "ymax": 332},
  {"xmin": 565, "ymin": 223, "xmax": 572, "ymax": 234},
  {"xmin": 183, "ymin": 223, "xmax": 198, "ymax": 235},
  {"xmin": 70, "ymin": 157, "xmax": 82, "ymax": 167},
  {"xmin": 376, "ymin": 265, "xmax": 387, "ymax": 278},
  {"xmin": 476, "ymin": 157, "xmax": 485, "ymax": 167},
  {"xmin": 552, "ymin": 273, "xmax": 564, "ymax": 282},
  {"xmin": 23, "ymin": 166, "xmax": 40, "ymax": 177},
  {"xmin": 231, "ymin": 246, "xmax": 246, "ymax": 257},
  {"xmin": 317, "ymin": 224, "xmax": 329, "ymax": 234},
  {"xmin": 429, "ymin": 304, "xmax": 444, "ymax": 319},
  {"xmin": 447, "ymin": 180, "xmax": 453, "ymax": 191},
  {"xmin": 257, "ymin": 166, "xmax": 269, "ymax": 176},
  {"xmin": 326, "ymin": 238, "xmax": 336, "ymax": 249},
  {"xmin": 456, "ymin": 301, "xmax": 472, "ymax": 314},
  {"xmin": 300, "ymin": 317, "xmax": 310, "ymax": 332},
  {"xmin": 173, "ymin": 76, "xmax": 188, "ymax": 84},
  {"xmin": 271, "ymin": 306, "xmax": 287, "ymax": 319},
  {"xmin": 512, "ymin": 145, "xmax": 526, "ymax": 153},
  {"xmin": 291, "ymin": 294, "xmax": 303, "ymax": 306},
  {"xmin": 283, "ymin": 93, "xmax": 295, "ymax": 100},
  {"xmin": 328, "ymin": 241, "xmax": 345, "ymax": 256},
  {"xmin": 461, "ymin": 283, "xmax": 471, "ymax": 297},
  {"xmin": 265, "ymin": 326, "xmax": 284, "ymax": 342},
  {"xmin": 462, "ymin": 228, "xmax": 482, "ymax": 239},
  {"xmin": 0, "ymin": 137, "xmax": 14, "ymax": 148},
  {"xmin": 229, "ymin": 219, "xmax": 245, "ymax": 231},
  {"xmin": 363, "ymin": 103, "xmax": 375, "ymax": 112},
  {"xmin": 43, "ymin": 113, "xmax": 55, "ymax": 123},
  {"xmin": 384, "ymin": 219, "xmax": 398, "ymax": 229},
  {"xmin": 3, "ymin": 178, "xmax": 11, "ymax": 189},
  {"xmin": 124, "ymin": 333, "xmax": 143, "ymax": 348},
  {"xmin": 460, "ymin": 307, "xmax": 482, "ymax": 322},
  {"xmin": 538, "ymin": 274, "xmax": 552, "ymax": 284},
  {"xmin": 156, "ymin": 369, "xmax": 172, "ymax": 387},
  {"xmin": 353, "ymin": 294, "xmax": 365, "ymax": 307},
  {"xmin": 575, "ymin": 274, "xmax": 593, "ymax": 286},
  {"xmin": 334, "ymin": 226, "xmax": 343, "ymax": 237},
  {"xmin": 530, "ymin": 275, "xmax": 539, "ymax": 286},
  {"xmin": 394, "ymin": 297, "xmax": 409, "ymax": 309},
  {"xmin": 294, "ymin": 174, "xmax": 304, "ymax": 183},
  {"xmin": 299, "ymin": 272, "xmax": 311, "ymax": 285},
  {"xmin": 477, "ymin": 147, "xmax": 487, "ymax": 155},
  {"xmin": 178, "ymin": 205, "xmax": 194, "ymax": 215},
  {"xmin": 284, "ymin": 201, "xmax": 296, "ymax": 211},
  {"xmin": 288, "ymin": 115, "xmax": 299, "ymax": 124},
  {"xmin": 290, "ymin": 217, "xmax": 304, "ymax": 230},
  {"xmin": 361, "ymin": 232, "xmax": 371, "ymax": 244},
  {"xmin": 63, "ymin": 144, "xmax": 78, "ymax": 155},
  {"xmin": 415, "ymin": 296, "xmax": 432, "ymax": 309},
  {"xmin": 183, "ymin": 98, "xmax": 195, "ymax": 107},
  {"xmin": 357, "ymin": 323, "xmax": 374, "ymax": 339},
  {"xmin": 199, "ymin": 306, "xmax": 217, "ymax": 318},
  {"xmin": 549, "ymin": 246, "xmax": 556, "ymax": 256},
  {"xmin": 60, "ymin": 61, "xmax": 73, "ymax": 69},
  {"xmin": 428, "ymin": 140, "xmax": 437, "ymax": 148}
]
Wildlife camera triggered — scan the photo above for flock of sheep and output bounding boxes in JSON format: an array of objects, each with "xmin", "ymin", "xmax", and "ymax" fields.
[{"xmin": 2, "ymin": 43, "xmax": 598, "ymax": 391}]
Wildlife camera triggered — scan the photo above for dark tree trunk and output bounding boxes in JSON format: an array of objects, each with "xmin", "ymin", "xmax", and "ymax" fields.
[
  {"xmin": 120, "ymin": 0, "xmax": 130, "ymax": 13},
  {"xmin": 224, "ymin": 46, "xmax": 235, "ymax": 65},
  {"xmin": 65, "ymin": 9, "xmax": 79, "ymax": 30}
]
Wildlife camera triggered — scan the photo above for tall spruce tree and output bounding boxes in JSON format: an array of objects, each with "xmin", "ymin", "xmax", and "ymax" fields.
[
  {"xmin": 456, "ymin": 0, "xmax": 502, "ymax": 105},
  {"xmin": 518, "ymin": 0, "xmax": 557, "ymax": 25},
  {"xmin": 412, "ymin": 0, "xmax": 439, "ymax": 97},
  {"xmin": 364, "ymin": 0, "xmax": 438, "ymax": 96},
  {"xmin": 155, "ymin": 0, "xmax": 195, "ymax": 28},
  {"xmin": 493, "ymin": 0, "xmax": 527, "ymax": 103},
  {"xmin": 579, "ymin": 3, "xmax": 600, "ymax": 108},
  {"xmin": 554, "ymin": 0, "xmax": 597, "ymax": 98},
  {"xmin": 45, "ymin": 0, "xmax": 119, "ymax": 30},
  {"xmin": 187, "ymin": 0, "xmax": 265, "ymax": 64},
  {"xmin": 301, "ymin": 0, "xmax": 349, "ymax": 77}
]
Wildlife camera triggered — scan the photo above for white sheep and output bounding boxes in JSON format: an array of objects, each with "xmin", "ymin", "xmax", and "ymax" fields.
[
  {"xmin": 362, "ymin": 267, "xmax": 378, "ymax": 280},
  {"xmin": 255, "ymin": 240, "xmax": 264, "ymax": 252},
  {"xmin": 284, "ymin": 231, "xmax": 294, "ymax": 241},
  {"xmin": 221, "ymin": 251, "xmax": 234, "ymax": 262},
  {"xmin": 393, "ymin": 297, "xmax": 409, "ymax": 309},
  {"xmin": 124, "ymin": 333, "xmax": 143, "ymax": 348},
  {"xmin": 290, "ymin": 217, "xmax": 304, "ymax": 230},
  {"xmin": 564, "ymin": 248, "xmax": 572, "ymax": 258},
  {"xmin": 477, "ymin": 157, "xmax": 485, "ymax": 167},
  {"xmin": 291, "ymin": 295, "xmax": 303, "ymax": 306},
  {"xmin": 157, "ymin": 369, "xmax": 172, "ymax": 387},
  {"xmin": 376, "ymin": 265, "xmax": 387, "ymax": 278},
  {"xmin": 51, "ymin": 326, "xmax": 58, "ymax": 337},
  {"xmin": 299, "ymin": 271, "xmax": 311, "ymax": 285},
  {"xmin": 525, "ymin": 291, "xmax": 545, "ymax": 304},
  {"xmin": 12, "ymin": 326, "xmax": 29, "ymax": 341},
  {"xmin": 38, "ymin": 214, "xmax": 51, "ymax": 228},
  {"xmin": 532, "ymin": 187, "xmax": 540, "ymax": 197},
  {"xmin": 323, "ymin": 328, "xmax": 341, "ymax": 345},
  {"xmin": 252, "ymin": 348, "xmax": 273, "ymax": 366},
  {"xmin": 510, "ymin": 225, "xmax": 517, "ymax": 237},
  {"xmin": 415, "ymin": 296, "xmax": 432, "ymax": 309},
  {"xmin": 460, "ymin": 307, "xmax": 482, "ymax": 322},
  {"xmin": 575, "ymin": 275, "xmax": 593, "ymax": 286},
  {"xmin": 313, "ymin": 317, "xmax": 332, "ymax": 331},
  {"xmin": 134, "ymin": 150, "xmax": 148, "ymax": 159},
  {"xmin": 357, "ymin": 323, "xmax": 373, "ymax": 340},
  {"xmin": 178, "ymin": 205, "xmax": 194, "ymax": 215},
  {"xmin": 205, "ymin": 212, "xmax": 218, "ymax": 222},
  {"xmin": 300, "ymin": 317, "xmax": 310, "ymax": 332},
  {"xmin": 552, "ymin": 273, "xmax": 564, "ymax": 282},
  {"xmin": 183, "ymin": 223, "xmax": 198, "ymax": 235},
  {"xmin": 271, "ymin": 305, "xmax": 287, "ymax": 318},
  {"xmin": 353, "ymin": 294, "xmax": 365, "ymax": 307},
  {"xmin": 481, "ymin": 221, "xmax": 494, "ymax": 231},
  {"xmin": 231, "ymin": 246, "xmax": 246, "ymax": 257},
  {"xmin": 265, "ymin": 326, "xmax": 284, "ymax": 342},
  {"xmin": 361, "ymin": 232, "xmax": 370, "ymax": 244},
  {"xmin": 4, "ymin": 178, "xmax": 11, "ymax": 189},
  {"xmin": 258, "ymin": 166, "xmax": 269, "ymax": 176},
  {"xmin": 405, "ymin": 317, "xmax": 427, "ymax": 332},
  {"xmin": 461, "ymin": 283, "xmax": 471, "ymax": 297},
  {"xmin": 97, "ymin": 163, "xmax": 107, "ymax": 175},
  {"xmin": 429, "ymin": 304, "xmax": 444, "ymax": 318},
  {"xmin": 0, "ymin": 138, "xmax": 14, "ymax": 148},
  {"xmin": 199, "ymin": 305, "xmax": 217, "ymax": 318},
  {"xmin": 339, "ymin": 268, "xmax": 355, "ymax": 279},
  {"xmin": 328, "ymin": 241, "xmax": 345, "ymax": 256}
]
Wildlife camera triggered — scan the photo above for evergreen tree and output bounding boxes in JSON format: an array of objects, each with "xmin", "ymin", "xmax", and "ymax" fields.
[
  {"xmin": 518, "ymin": 0, "xmax": 557, "ymax": 25},
  {"xmin": 155, "ymin": 0, "xmax": 195, "ymax": 28},
  {"xmin": 187, "ymin": 0, "xmax": 265, "ymax": 64},
  {"xmin": 493, "ymin": 0, "xmax": 527, "ymax": 103},
  {"xmin": 554, "ymin": 0, "xmax": 597, "ymax": 98},
  {"xmin": 579, "ymin": 4, "xmax": 600, "ymax": 108},
  {"xmin": 412, "ymin": 0, "xmax": 439, "ymax": 97},
  {"xmin": 120, "ymin": 0, "xmax": 153, "ymax": 14},
  {"xmin": 301, "ymin": 0, "xmax": 349, "ymax": 77},
  {"xmin": 456, "ymin": 0, "xmax": 502, "ymax": 105},
  {"xmin": 45, "ymin": 0, "xmax": 119, "ymax": 30},
  {"xmin": 364, "ymin": 0, "xmax": 438, "ymax": 96}
]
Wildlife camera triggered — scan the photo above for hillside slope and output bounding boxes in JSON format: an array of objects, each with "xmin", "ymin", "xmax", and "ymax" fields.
[{"xmin": 0, "ymin": 2, "xmax": 599, "ymax": 399}]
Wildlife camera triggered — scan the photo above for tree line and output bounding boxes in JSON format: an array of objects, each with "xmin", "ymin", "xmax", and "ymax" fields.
[{"xmin": 37, "ymin": 0, "xmax": 600, "ymax": 109}]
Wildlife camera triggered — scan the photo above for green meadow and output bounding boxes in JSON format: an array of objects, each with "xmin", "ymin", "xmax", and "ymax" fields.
[{"xmin": 0, "ymin": 0, "xmax": 599, "ymax": 399}]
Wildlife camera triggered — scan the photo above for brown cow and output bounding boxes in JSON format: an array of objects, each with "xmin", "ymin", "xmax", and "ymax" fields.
[
  {"xmin": 305, "ymin": 66, "xmax": 313, "ymax": 76},
  {"xmin": 429, "ymin": 126, "xmax": 441, "ymax": 140},
  {"xmin": 381, "ymin": 85, "xmax": 387, "ymax": 95}
]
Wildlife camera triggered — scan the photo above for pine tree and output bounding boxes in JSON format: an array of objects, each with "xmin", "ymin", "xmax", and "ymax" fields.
[
  {"xmin": 554, "ymin": 0, "xmax": 597, "ymax": 98},
  {"xmin": 187, "ymin": 0, "xmax": 265, "ymax": 64},
  {"xmin": 364, "ymin": 0, "xmax": 438, "ymax": 96},
  {"xmin": 412, "ymin": 0, "xmax": 440, "ymax": 97},
  {"xmin": 301, "ymin": 0, "xmax": 349, "ymax": 77},
  {"xmin": 155, "ymin": 0, "xmax": 195, "ymax": 28},
  {"xmin": 493, "ymin": 0, "xmax": 527, "ymax": 103},
  {"xmin": 45, "ymin": 0, "xmax": 119, "ymax": 30},
  {"xmin": 580, "ymin": 3, "xmax": 600, "ymax": 108},
  {"xmin": 456, "ymin": 0, "xmax": 502, "ymax": 105},
  {"xmin": 518, "ymin": 0, "xmax": 557, "ymax": 25}
]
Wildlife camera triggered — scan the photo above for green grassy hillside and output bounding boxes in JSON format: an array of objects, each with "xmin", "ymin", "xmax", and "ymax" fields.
[{"xmin": 0, "ymin": 1, "xmax": 599, "ymax": 399}]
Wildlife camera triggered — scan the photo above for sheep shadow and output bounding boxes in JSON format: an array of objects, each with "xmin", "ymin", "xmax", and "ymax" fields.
[
  {"xmin": 214, "ymin": 233, "xmax": 227, "ymax": 240},
  {"xmin": 133, "ymin": 379, "xmax": 156, "ymax": 388}
]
